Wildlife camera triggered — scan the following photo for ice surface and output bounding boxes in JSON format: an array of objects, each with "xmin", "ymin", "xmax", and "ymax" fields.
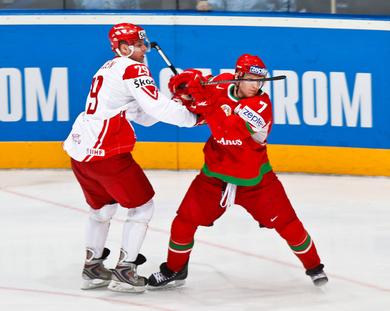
[{"xmin": 0, "ymin": 170, "xmax": 389, "ymax": 310}]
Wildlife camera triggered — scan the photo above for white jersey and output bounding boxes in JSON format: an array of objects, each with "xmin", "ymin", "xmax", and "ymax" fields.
[{"xmin": 63, "ymin": 56, "xmax": 196, "ymax": 162}]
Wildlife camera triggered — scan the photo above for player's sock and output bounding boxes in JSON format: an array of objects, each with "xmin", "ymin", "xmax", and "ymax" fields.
[
  {"xmin": 167, "ymin": 215, "xmax": 197, "ymax": 272},
  {"xmin": 277, "ymin": 218, "xmax": 321, "ymax": 270}
]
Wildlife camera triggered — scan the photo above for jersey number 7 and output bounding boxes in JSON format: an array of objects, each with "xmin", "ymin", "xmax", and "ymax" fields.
[{"xmin": 86, "ymin": 75, "xmax": 104, "ymax": 115}]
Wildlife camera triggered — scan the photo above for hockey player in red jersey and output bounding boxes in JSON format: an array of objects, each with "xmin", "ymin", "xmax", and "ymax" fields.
[
  {"xmin": 63, "ymin": 23, "xmax": 198, "ymax": 293},
  {"xmin": 148, "ymin": 54, "xmax": 328, "ymax": 289}
]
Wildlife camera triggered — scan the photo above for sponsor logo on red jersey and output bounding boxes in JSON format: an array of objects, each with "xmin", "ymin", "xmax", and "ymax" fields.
[
  {"xmin": 215, "ymin": 137, "xmax": 242, "ymax": 146},
  {"xmin": 239, "ymin": 106, "xmax": 266, "ymax": 129}
]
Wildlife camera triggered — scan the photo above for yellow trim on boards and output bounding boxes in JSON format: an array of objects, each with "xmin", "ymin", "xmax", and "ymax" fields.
[{"xmin": 0, "ymin": 141, "xmax": 389, "ymax": 176}]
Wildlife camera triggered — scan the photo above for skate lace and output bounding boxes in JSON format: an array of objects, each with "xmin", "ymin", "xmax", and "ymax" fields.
[
  {"xmin": 153, "ymin": 272, "xmax": 177, "ymax": 283},
  {"xmin": 153, "ymin": 272, "xmax": 169, "ymax": 283},
  {"xmin": 220, "ymin": 183, "xmax": 237, "ymax": 208}
]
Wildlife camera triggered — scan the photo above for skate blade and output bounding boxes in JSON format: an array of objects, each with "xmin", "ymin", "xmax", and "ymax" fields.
[
  {"xmin": 147, "ymin": 279, "xmax": 185, "ymax": 290},
  {"xmin": 313, "ymin": 277, "xmax": 329, "ymax": 287},
  {"xmin": 81, "ymin": 278, "xmax": 110, "ymax": 290},
  {"xmin": 108, "ymin": 280, "xmax": 146, "ymax": 293}
]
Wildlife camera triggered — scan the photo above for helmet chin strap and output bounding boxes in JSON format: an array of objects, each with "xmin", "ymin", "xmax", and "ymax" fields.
[{"xmin": 115, "ymin": 45, "xmax": 134, "ymax": 58}]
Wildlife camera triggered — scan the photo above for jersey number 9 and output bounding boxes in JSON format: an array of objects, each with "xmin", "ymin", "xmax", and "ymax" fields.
[{"xmin": 86, "ymin": 75, "xmax": 104, "ymax": 115}]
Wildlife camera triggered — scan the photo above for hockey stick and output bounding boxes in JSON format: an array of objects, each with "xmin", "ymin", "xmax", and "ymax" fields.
[
  {"xmin": 150, "ymin": 42, "xmax": 286, "ymax": 84},
  {"xmin": 202, "ymin": 75, "xmax": 286, "ymax": 85},
  {"xmin": 150, "ymin": 41, "xmax": 178, "ymax": 75}
]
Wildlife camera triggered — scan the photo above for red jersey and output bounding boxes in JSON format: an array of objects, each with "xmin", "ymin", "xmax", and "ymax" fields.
[{"xmin": 201, "ymin": 73, "xmax": 273, "ymax": 186}]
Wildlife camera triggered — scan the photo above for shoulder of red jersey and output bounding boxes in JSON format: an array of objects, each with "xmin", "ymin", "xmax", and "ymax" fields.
[
  {"xmin": 210, "ymin": 72, "xmax": 234, "ymax": 81},
  {"xmin": 206, "ymin": 72, "xmax": 234, "ymax": 93},
  {"xmin": 239, "ymin": 92, "xmax": 271, "ymax": 109},
  {"xmin": 208, "ymin": 73, "xmax": 234, "ymax": 84}
]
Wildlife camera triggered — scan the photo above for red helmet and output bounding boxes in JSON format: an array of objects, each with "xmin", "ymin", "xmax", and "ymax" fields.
[
  {"xmin": 108, "ymin": 23, "xmax": 149, "ymax": 51},
  {"xmin": 235, "ymin": 54, "xmax": 268, "ymax": 78}
]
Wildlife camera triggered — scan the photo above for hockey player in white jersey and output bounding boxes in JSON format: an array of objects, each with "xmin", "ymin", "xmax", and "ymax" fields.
[{"xmin": 63, "ymin": 23, "xmax": 197, "ymax": 293}]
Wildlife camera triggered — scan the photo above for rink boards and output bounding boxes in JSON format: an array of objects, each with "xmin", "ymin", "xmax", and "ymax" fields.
[{"xmin": 0, "ymin": 12, "xmax": 389, "ymax": 175}]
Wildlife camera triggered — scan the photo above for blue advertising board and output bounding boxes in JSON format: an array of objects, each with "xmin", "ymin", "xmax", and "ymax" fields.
[{"xmin": 0, "ymin": 12, "xmax": 389, "ymax": 173}]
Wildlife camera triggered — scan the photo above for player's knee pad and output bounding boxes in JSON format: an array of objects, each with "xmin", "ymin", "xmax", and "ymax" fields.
[
  {"xmin": 171, "ymin": 214, "xmax": 198, "ymax": 238},
  {"xmin": 125, "ymin": 199, "xmax": 154, "ymax": 224},
  {"xmin": 89, "ymin": 203, "xmax": 118, "ymax": 223}
]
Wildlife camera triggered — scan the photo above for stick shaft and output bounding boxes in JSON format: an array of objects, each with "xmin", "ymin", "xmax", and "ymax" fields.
[
  {"xmin": 151, "ymin": 42, "xmax": 178, "ymax": 75},
  {"xmin": 203, "ymin": 75, "xmax": 286, "ymax": 85},
  {"xmin": 150, "ymin": 43, "xmax": 286, "ymax": 84}
]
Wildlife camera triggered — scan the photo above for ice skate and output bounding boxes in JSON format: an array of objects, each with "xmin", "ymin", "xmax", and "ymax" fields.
[
  {"xmin": 81, "ymin": 248, "xmax": 112, "ymax": 290},
  {"xmin": 306, "ymin": 264, "xmax": 328, "ymax": 287},
  {"xmin": 148, "ymin": 262, "xmax": 188, "ymax": 289},
  {"xmin": 108, "ymin": 250, "xmax": 148, "ymax": 293}
]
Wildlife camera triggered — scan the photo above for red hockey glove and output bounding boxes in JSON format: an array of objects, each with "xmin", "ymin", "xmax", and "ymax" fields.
[
  {"xmin": 186, "ymin": 77, "xmax": 210, "ymax": 102},
  {"xmin": 168, "ymin": 69, "xmax": 204, "ymax": 97},
  {"xmin": 169, "ymin": 69, "xmax": 204, "ymax": 110},
  {"xmin": 169, "ymin": 69, "xmax": 213, "ymax": 114},
  {"xmin": 168, "ymin": 69, "xmax": 210, "ymax": 101}
]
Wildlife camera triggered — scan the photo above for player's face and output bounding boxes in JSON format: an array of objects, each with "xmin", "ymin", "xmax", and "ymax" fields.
[
  {"xmin": 130, "ymin": 39, "xmax": 148, "ymax": 63},
  {"xmin": 237, "ymin": 73, "xmax": 263, "ymax": 98}
]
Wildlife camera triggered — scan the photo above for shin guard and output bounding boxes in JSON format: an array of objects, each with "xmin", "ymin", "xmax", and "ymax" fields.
[
  {"xmin": 121, "ymin": 199, "xmax": 154, "ymax": 262},
  {"xmin": 277, "ymin": 218, "xmax": 321, "ymax": 270},
  {"xmin": 167, "ymin": 215, "xmax": 197, "ymax": 272},
  {"xmin": 86, "ymin": 203, "xmax": 118, "ymax": 258}
]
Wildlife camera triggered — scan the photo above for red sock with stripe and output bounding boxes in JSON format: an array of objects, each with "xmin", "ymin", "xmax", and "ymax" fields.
[
  {"xmin": 277, "ymin": 218, "xmax": 321, "ymax": 270},
  {"xmin": 167, "ymin": 215, "xmax": 198, "ymax": 272}
]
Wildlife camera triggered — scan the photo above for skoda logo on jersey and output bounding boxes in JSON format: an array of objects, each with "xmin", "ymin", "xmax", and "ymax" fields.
[
  {"xmin": 142, "ymin": 85, "xmax": 158, "ymax": 100},
  {"xmin": 133, "ymin": 77, "xmax": 156, "ymax": 88},
  {"xmin": 134, "ymin": 77, "xmax": 158, "ymax": 100},
  {"xmin": 249, "ymin": 66, "xmax": 268, "ymax": 76}
]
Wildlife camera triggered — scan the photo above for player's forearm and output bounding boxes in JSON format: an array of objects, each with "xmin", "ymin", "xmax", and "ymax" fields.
[{"xmin": 131, "ymin": 86, "xmax": 197, "ymax": 127}]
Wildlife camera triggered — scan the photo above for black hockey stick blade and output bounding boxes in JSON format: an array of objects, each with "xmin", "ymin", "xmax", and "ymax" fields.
[
  {"xmin": 203, "ymin": 75, "xmax": 286, "ymax": 85},
  {"xmin": 150, "ymin": 41, "xmax": 178, "ymax": 75}
]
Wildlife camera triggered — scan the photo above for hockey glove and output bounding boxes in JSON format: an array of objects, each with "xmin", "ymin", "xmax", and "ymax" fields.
[
  {"xmin": 169, "ymin": 69, "xmax": 213, "ymax": 114},
  {"xmin": 168, "ymin": 69, "xmax": 204, "ymax": 97},
  {"xmin": 186, "ymin": 77, "xmax": 210, "ymax": 103}
]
